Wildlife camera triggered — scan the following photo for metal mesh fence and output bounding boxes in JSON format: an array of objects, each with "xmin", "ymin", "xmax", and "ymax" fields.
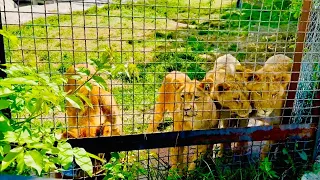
[
  {"xmin": 292, "ymin": 1, "xmax": 320, "ymax": 124},
  {"xmin": 0, "ymin": 0, "xmax": 319, "ymax": 179}
]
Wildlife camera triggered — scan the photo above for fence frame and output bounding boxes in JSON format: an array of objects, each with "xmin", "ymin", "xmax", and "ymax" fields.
[{"xmin": 283, "ymin": 0, "xmax": 312, "ymax": 124}]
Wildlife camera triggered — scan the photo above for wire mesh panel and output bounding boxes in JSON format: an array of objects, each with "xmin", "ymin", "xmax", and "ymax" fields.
[
  {"xmin": 0, "ymin": 0, "xmax": 319, "ymax": 179},
  {"xmin": 293, "ymin": 1, "xmax": 320, "ymax": 124}
]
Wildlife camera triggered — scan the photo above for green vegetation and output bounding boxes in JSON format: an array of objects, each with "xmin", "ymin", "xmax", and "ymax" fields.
[
  {"xmin": 2, "ymin": 0, "xmax": 317, "ymax": 179},
  {"xmin": 0, "ymin": 63, "xmax": 100, "ymax": 177}
]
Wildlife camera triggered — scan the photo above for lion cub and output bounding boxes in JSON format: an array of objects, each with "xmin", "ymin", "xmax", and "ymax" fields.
[
  {"xmin": 146, "ymin": 71, "xmax": 218, "ymax": 172},
  {"xmin": 202, "ymin": 54, "xmax": 252, "ymax": 118},
  {"xmin": 201, "ymin": 54, "xmax": 252, "ymax": 155},
  {"xmin": 246, "ymin": 54, "xmax": 293, "ymax": 159},
  {"xmin": 62, "ymin": 64, "xmax": 122, "ymax": 138}
]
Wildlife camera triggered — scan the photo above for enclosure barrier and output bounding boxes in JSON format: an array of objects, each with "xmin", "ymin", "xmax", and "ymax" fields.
[{"xmin": 0, "ymin": 0, "xmax": 320, "ymax": 179}]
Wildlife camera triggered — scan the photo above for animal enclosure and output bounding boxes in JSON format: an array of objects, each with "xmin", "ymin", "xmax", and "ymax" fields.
[{"xmin": 0, "ymin": 0, "xmax": 319, "ymax": 179}]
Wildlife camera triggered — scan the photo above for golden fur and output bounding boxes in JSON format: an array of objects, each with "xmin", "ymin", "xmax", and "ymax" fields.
[
  {"xmin": 146, "ymin": 71, "xmax": 218, "ymax": 172},
  {"xmin": 247, "ymin": 54, "xmax": 292, "ymax": 119},
  {"xmin": 201, "ymin": 54, "xmax": 252, "ymax": 118},
  {"xmin": 201, "ymin": 54, "xmax": 253, "ymax": 155},
  {"xmin": 62, "ymin": 64, "xmax": 122, "ymax": 138},
  {"xmin": 246, "ymin": 54, "xmax": 293, "ymax": 159},
  {"xmin": 146, "ymin": 71, "xmax": 191, "ymax": 133}
]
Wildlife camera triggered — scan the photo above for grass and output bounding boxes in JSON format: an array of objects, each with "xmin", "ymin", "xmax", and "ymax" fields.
[{"xmin": 6, "ymin": 0, "xmax": 300, "ymax": 142}]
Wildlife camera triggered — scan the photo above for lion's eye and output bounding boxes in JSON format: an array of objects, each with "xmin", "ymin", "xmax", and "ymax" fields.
[
  {"xmin": 233, "ymin": 97, "xmax": 240, "ymax": 102},
  {"xmin": 194, "ymin": 96, "xmax": 200, "ymax": 100},
  {"xmin": 181, "ymin": 95, "xmax": 185, "ymax": 99}
]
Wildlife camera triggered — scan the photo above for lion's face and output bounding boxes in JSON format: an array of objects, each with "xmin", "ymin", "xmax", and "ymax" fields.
[
  {"xmin": 214, "ymin": 82, "xmax": 252, "ymax": 117},
  {"xmin": 177, "ymin": 81, "xmax": 215, "ymax": 118},
  {"xmin": 202, "ymin": 75, "xmax": 252, "ymax": 118},
  {"xmin": 247, "ymin": 72, "xmax": 291, "ymax": 117}
]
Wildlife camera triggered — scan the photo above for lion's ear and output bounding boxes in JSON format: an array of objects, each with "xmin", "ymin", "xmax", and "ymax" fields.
[
  {"xmin": 215, "ymin": 82, "xmax": 230, "ymax": 94},
  {"xmin": 199, "ymin": 78, "xmax": 214, "ymax": 92},
  {"xmin": 274, "ymin": 73, "xmax": 291, "ymax": 87},
  {"xmin": 172, "ymin": 79, "xmax": 185, "ymax": 91},
  {"xmin": 163, "ymin": 71, "xmax": 189, "ymax": 92}
]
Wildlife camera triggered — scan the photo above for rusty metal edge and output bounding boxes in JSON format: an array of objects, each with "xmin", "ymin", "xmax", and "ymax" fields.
[
  {"xmin": 67, "ymin": 123, "xmax": 317, "ymax": 153},
  {"xmin": 283, "ymin": 0, "xmax": 312, "ymax": 124}
]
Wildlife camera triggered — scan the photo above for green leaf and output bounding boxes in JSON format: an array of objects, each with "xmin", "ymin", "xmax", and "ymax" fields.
[
  {"xmin": 0, "ymin": 77, "xmax": 38, "ymax": 86},
  {"xmin": 117, "ymin": 173, "xmax": 125, "ymax": 179},
  {"xmin": 44, "ymin": 160, "xmax": 56, "ymax": 172},
  {"xmin": 1, "ymin": 146, "xmax": 23, "ymax": 171},
  {"xmin": 24, "ymin": 150, "xmax": 43, "ymax": 175},
  {"xmin": 0, "ymin": 30, "xmax": 19, "ymax": 45},
  {"xmin": 84, "ymin": 82, "xmax": 93, "ymax": 91},
  {"xmin": 112, "ymin": 64, "xmax": 125, "ymax": 77},
  {"xmin": 16, "ymin": 151, "xmax": 25, "ymax": 174},
  {"xmin": 27, "ymin": 142, "xmax": 50, "ymax": 150},
  {"xmin": 282, "ymin": 148, "xmax": 288, "ymax": 155},
  {"xmin": 65, "ymin": 95, "xmax": 84, "ymax": 110},
  {"xmin": 298, "ymin": 151, "xmax": 308, "ymax": 161},
  {"xmin": 70, "ymin": 75, "xmax": 82, "ymax": 80},
  {"xmin": 57, "ymin": 142, "xmax": 73, "ymax": 168},
  {"xmin": 92, "ymin": 75, "xmax": 108, "ymax": 90},
  {"xmin": 76, "ymin": 67, "xmax": 91, "ymax": 76},
  {"xmin": 0, "ymin": 114, "xmax": 13, "ymax": 132},
  {"xmin": 76, "ymin": 92, "xmax": 93, "ymax": 109},
  {"xmin": 101, "ymin": 47, "xmax": 113, "ymax": 64},
  {"xmin": 88, "ymin": 58, "xmax": 104, "ymax": 69},
  {"xmin": 111, "ymin": 152, "xmax": 120, "ymax": 160},
  {"xmin": 86, "ymin": 152, "xmax": 105, "ymax": 163},
  {"xmin": 73, "ymin": 147, "xmax": 93, "ymax": 177},
  {"xmin": 3, "ymin": 131, "xmax": 18, "ymax": 142},
  {"xmin": 0, "ymin": 87, "xmax": 14, "ymax": 98},
  {"xmin": 0, "ymin": 100, "xmax": 10, "ymax": 110},
  {"xmin": 27, "ymin": 98, "xmax": 42, "ymax": 114},
  {"xmin": 3, "ymin": 144, "xmax": 11, "ymax": 154},
  {"xmin": 19, "ymin": 129, "xmax": 33, "ymax": 144}
]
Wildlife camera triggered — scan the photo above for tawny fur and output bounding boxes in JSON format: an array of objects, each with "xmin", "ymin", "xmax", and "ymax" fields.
[
  {"xmin": 146, "ymin": 71, "xmax": 191, "ymax": 133},
  {"xmin": 202, "ymin": 54, "xmax": 253, "ymax": 156},
  {"xmin": 146, "ymin": 71, "xmax": 218, "ymax": 173},
  {"xmin": 202, "ymin": 54, "xmax": 252, "ymax": 118},
  {"xmin": 246, "ymin": 54, "xmax": 293, "ymax": 160},
  {"xmin": 62, "ymin": 64, "xmax": 122, "ymax": 138}
]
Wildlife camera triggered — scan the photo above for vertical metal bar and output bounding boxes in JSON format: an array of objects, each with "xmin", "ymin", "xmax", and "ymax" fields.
[
  {"xmin": 283, "ymin": 0, "xmax": 312, "ymax": 124},
  {"xmin": 0, "ymin": 11, "xmax": 6, "ymax": 77},
  {"xmin": 0, "ymin": 12, "xmax": 11, "ymax": 119},
  {"xmin": 236, "ymin": 0, "xmax": 242, "ymax": 8}
]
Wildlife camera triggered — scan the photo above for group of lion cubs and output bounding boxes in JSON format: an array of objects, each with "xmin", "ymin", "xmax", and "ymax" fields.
[{"xmin": 61, "ymin": 53, "xmax": 292, "ymax": 174}]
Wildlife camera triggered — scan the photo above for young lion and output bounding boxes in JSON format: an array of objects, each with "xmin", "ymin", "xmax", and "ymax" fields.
[
  {"xmin": 171, "ymin": 79, "xmax": 218, "ymax": 172},
  {"xmin": 202, "ymin": 54, "xmax": 252, "ymax": 118},
  {"xmin": 62, "ymin": 64, "xmax": 122, "ymax": 138},
  {"xmin": 146, "ymin": 71, "xmax": 218, "ymax": 172},
  {"xmin": 201, "ymin": 54, "xmax": 252, "ymax": 155},
  {"xmin": 246, "ymin": 54, "xmax": 293, "ymax": 159},
  {"xmin": 246, "ymin": 54, "xmax": 292, "ymax": 120},
  {"xmin": 146, "ymin": 71, "xmax": 192, "ymax": 133}
]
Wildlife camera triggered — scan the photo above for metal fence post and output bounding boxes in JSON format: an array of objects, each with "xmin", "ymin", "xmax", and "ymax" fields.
[
  {"xmin": 0, "ymin": 8, "xmax": 6, "ymax": 77},
  {"xmin": 283, "ymin": 0, "xmax": 312, "ymax": 124},
  {"xmin": 0, "ymin": 11, "xmax": 11, "ymax": 119}
]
